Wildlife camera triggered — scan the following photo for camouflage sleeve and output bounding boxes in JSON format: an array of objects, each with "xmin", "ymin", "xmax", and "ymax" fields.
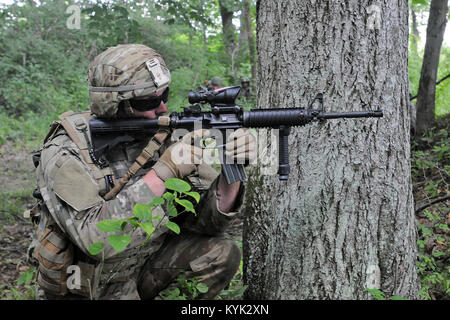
[
  {"xmin": 182, "ymin": 174, "xmax": 246, "ymax": 236},
  {"xmin": 39, "ymin": 135, "xmax": 165, "ymax": 261}
]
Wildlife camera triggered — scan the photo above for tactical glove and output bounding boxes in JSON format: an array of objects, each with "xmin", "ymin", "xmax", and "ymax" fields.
[
  {"xmin": 225, "ymin": 128, "xmax": 257, "ymax": 165},
  {"xmin": 153, "ymin": 129, "xmax": 208, "ymax": 181}
]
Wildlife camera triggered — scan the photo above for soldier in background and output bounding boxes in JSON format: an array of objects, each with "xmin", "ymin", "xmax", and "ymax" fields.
[
  {"xmin": 206, "ymin": 76, "xmax": 223, "ymax": 91},
  {"xmin": 28, "ymin": 44, "xmax": 256, "ymax": 300},
  {"xmin": 237, "ymin": 77, "xmax": 251, "ymax": 101}
]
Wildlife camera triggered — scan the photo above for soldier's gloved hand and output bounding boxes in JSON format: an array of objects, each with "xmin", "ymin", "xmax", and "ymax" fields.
[
  {"xmin": 153, "ymin": 129, "xmax": 209, "ymax": 181},
  {"xmin": 225, "ymin": 128, "xmax": 257, "ymax": 165}
]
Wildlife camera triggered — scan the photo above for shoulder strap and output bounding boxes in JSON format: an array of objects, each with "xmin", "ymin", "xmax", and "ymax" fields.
[
  {"xmin": 57, "ymin": 111, "xmax": 112, "ymax": 196},
  {"xmin": 58, "ymin": 111, "xmax": 92, "ymax": 167}
]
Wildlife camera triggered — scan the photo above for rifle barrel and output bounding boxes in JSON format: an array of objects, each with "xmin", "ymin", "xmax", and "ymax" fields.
[
  {"xmin": 319, "ymin": 110, "xmax": 383, "ymax": 119},
  {"xmin": 242, "ymin": 108, "xmax": 383, "ymax": 128}
]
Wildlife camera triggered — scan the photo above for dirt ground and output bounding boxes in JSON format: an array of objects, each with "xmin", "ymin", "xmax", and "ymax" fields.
[{"xmin": 0, "ymin": 142, "xmax": 36, "ymax": 298}]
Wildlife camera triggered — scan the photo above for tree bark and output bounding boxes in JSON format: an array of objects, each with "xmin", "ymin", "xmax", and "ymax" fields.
[
  {"xmin": 243, "ymin": 0, "xmax": 419, "ymax": 299},
  {"xmin": 415, "ymin": 0, "xmax": 448, "ymax": 137}
]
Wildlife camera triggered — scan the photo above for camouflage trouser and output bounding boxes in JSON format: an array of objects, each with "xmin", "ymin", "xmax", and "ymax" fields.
[
  {"xmin": 37, "ymin": 232, "xmax": 241, "ymax": 300},
  {"xmin": 137, "ymin": 232, "xmax": 241, "ymax": 300}
]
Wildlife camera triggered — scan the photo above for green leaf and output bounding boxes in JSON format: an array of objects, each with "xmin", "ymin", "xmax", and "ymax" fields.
[
  {"xmin": 165, "ymin": 178, "xmax": 191, "ymax": 192},
  {"xmin": 166, "ymin": 221, "xmax": 181, "ymax": 235},
  {"xmin": 133, "ymin": 203, "xmax": 152, "ymax": 221},
  {"xmin": 139, "ymin": 222, "xmax": 155, "ymax": 237},
  {"xmin": 163, "ymin": 192, "xmax": 175, "ymax": 201},
  {"xmin": 432, "ymin": 251, "xmax": 446, "ymax": 258},
  {"xmin": 124, "ymin": 217, "xmax": 140, "ymax": 228},
  {"xmin": 88, "ymin": 242, "xmax": 105, "ymax": 256},
  {"xmin": 149, "ymin": 196, "xmax": 165, "ymax": 207},
  {"xmin": 390, "ymin": 296, "xmax": 408, "ymax": 300},
  {"xmin": 196, "ymin": 282, "xmax": 209, "ymax": 293},
  {"xmin": 97, "ymin": 219, "xmax": 123, "ymax": 232},
  {"xmin": 17, "ymin": 270, "xmax": 34, "ymax": 286},
  {"xmin": 108, "ymin": 234, "xmax": 131, "ymax": 253},
  {"xmin": 167, "ymin": 200, "xmax": 178, "ymax": 217},
  {"xmin": 175, "ymin": 198, "xmax": 195, "ymax": 213},
  {"xmin": 366, "ymin": 288, "xmax": 386, "ymax": 300},
  {"xmin": 184, "ymin": 191, "xmax": 200, "ymax": 203}
]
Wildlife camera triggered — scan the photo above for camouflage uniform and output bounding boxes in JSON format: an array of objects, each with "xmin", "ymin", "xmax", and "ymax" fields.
[
  {"xmin": 30, "ymin": 44, "xmax": 244, "ymax": 300},
  {"xmin": 237, "ymin": 77, "xmax": 251, "ymax": 101}
]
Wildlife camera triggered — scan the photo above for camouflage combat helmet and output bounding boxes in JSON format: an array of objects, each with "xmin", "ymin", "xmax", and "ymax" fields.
[
  {"xmin": 210, "ymin": 76, "xmax": 222, "ymax": 87},
  {"xmin": 88, "ymin": 44, "xmax": 171, "ymax": 118},
  {"xmin": 240, "ymin": 77, "xmax": 249, "ymax": 83}
]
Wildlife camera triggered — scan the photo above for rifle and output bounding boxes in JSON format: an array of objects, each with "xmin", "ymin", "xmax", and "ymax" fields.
[{"xmin": 89, "ymin": 86, "xmax": 383, "ymax": 184}]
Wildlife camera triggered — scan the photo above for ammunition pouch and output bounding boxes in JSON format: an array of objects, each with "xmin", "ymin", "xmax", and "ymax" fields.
[
  {"xmin": 27, "ymin": 203, "xmax": 98, "ymax": 298},
  {"xmin": 33, "ymin": 224, "xmax": 74, "ymax": 296}
]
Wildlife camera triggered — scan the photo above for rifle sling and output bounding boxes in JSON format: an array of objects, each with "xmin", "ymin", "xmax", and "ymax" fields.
[{"xmin": 103, "ymin": 129, "xmax": 170, "ymax": 200}]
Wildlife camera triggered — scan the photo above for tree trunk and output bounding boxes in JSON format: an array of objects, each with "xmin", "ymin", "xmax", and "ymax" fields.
[
  {"xmin": 218, "ymin": 0, "xmax": 237, "ymax": 81},
  {"xmin": 218, "ymin": 0, "xmax": 236, "ymax": 56},
  {"xmin": 415, "ymin": 0, "xmax": 448, "ymax": 137},
  {"xmin": 239, "ymin": 5, "xmax": 248, "ymax": 49},
  {"xmin": 410, "ymin": 5, "xmax": 420, "ymax": 57},
  {"xmin": 243, "ymin": 0, "xmax": 419, "ymax": 299},
  {"xmin": 243, "ymin": 0, "xmax": 257, "ymax": 82}
]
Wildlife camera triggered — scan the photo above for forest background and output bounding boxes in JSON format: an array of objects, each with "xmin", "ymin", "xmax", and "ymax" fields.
[{"xmin": 0, "ymin": 0, "xmax": 448, "ymax": 300}]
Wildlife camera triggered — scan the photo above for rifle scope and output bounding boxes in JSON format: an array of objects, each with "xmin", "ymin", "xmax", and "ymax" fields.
[{"xmin": 188, "ymin": 86, "xmax": 241, "ymax": 105}]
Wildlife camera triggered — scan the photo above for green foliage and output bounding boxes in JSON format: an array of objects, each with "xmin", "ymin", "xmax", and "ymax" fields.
[
  {"xmin": 16, "ymin": 267, "xmax": 35, "ymax": 287},
  {"xmin": 88, "ymin": 178, "xmax": 200, "ymax": 255},
  {"xmin": 155, "ymin": 0, "xmax": 215, "ymax": 28},
  {"xmin": 411, "ymin": 125, "xmax": 449, "ymax": 184},
  {"xmin": 86, "ymin": 178, "xmax": 205, "ymax": 299},
  {"xmin": 412, "ymin": 119, "xmax": 449, "ymax": 300},
  {"xmin": 165, "ymin": 177, "xmax": 192, "ymax": 192},
  {"xmin": 107, "ymin": 234, "xmax": 132, "ymax": 253},
  {"xmin": 410, "ymin": 0, "xmax": 430, "ymax": 7},
  {"xmin": 416, "ymin": 211, "xmax": 450, "ymax": 300},
  {"xmin": 408, "ymin": 5, "xmax": 450, "ymax": 118},
  {"xmin": 160, "ymin": 272, "xmax": 209, "ymax": 300},
  {"xmin": 0, "ymin": 267, "xmax": 37, "ymax": 300},
  {"xmin": 365, "ymin": 288, "xmax": 408, "ymax": 300},
  {"xmin": 434, "ymin": 47, "xmax": 450, "ymax": 117},
  {"xmin": 82, "ymin": 4, "xmax": 142, "ymax": 49},
  {"xmin": 0, "ymin": 0, "xmax": 255, "ymax": 149},
  {"xmin": 0, "ymin": 189, "xmax": 34, "ymax": 221},
  {"xmin": 366, "ymin": 288, "xmax": 386, "ymax": 300},
  {"xmin": 88, "ymin": 242, "xmax": 105, "ymax": 256}
]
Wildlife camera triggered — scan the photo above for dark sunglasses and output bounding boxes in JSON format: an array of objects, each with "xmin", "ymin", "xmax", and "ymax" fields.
[{"xmin": 129, "ymin": 87, "xmax": 169, "ymax": 111}]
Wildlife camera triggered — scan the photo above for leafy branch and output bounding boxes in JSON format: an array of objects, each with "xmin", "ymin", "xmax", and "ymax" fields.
[{"xmin": 88, "ymin": 178, "xmax": 200, "ymax": 256}]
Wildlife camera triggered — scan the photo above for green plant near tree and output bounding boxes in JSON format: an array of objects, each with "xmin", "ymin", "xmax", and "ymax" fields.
[
  {"xmin": 416, "ymin": 210, "xmax": 450, "ymax": 300},
  {"xmin": 86, "ymin": 177, "xmax": 213, "ymax": 299},
  {"xmin": 0, "ymin": 267, "xmax": 36, "ymax": 300},
  {"xmin": 88, "ymin": 178, "xmax": 200, "ymax": 255},
  {"xmin": 160, "ymin": 272, "xmax": 209, "ymax": 300},
  {"xmin": 365, "ymin": 288, "xmax": 408, "ymax": 300}
]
